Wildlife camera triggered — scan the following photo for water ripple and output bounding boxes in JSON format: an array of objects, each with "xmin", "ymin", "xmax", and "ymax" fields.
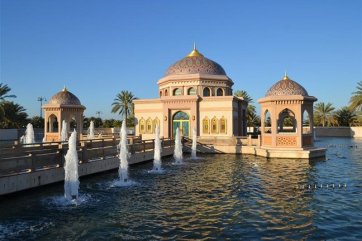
[{"xmin": 0, "ymin": 137, "xmax": 361, "ymax": 240}]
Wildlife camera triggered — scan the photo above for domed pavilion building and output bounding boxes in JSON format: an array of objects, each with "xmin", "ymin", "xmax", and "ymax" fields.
[
  {"xmin": 134, "ymin": 46, "xmax": 248, "ymax": 139},
  {"xmin": 257, "ymin": 74, "xmax": 326, "ymax": 158},
  {"xmin": 43, "ymin": 87, "xmax": 86, "ymax": 142}
]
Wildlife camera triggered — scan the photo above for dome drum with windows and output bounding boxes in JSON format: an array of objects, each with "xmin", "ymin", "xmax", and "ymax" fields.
[{"xmin": 158, "ymin": 45, "xmax": 234, "ymax": 98}]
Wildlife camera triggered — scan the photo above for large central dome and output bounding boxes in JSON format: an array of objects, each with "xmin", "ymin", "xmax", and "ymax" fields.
[{"xmin": 165, "ymin": 46, "xmax": 226, "ymax": 76}]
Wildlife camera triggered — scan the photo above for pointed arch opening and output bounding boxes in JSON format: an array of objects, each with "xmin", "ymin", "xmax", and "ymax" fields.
[
  {"xmin": 203, "ymin": 117, "xmax": 210, "ymax": 134},
  {"xmin": 139, "ymin": 118, "xmax": 146, "ymax": 134},
  {"xmin": 278, "ymin": 108, "xmax": 296, "ymax": 133},
  {"xmin": 211, "ymin": 116, "xmax": 218, "ymax": 134},
  {"xmin": 220, "ymin": 116, "xmax": 227, "ymax": 134},
  {"xmin": 264, "ymin": 110, "xmax": 271, "ymax": 133},
  {"xmin": 48, "ymin": 114, "xmax": 58, "ymax": 133},
  {"xmin": 146, "ymin": 118, "xmax": 153, "ymax": 134},
  {"xmin": 302, "ymin": 109, "xmax": 312, "ymax": 134}
]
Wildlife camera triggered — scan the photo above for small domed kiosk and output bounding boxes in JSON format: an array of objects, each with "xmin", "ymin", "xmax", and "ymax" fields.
[
  {"xmin": 42, "ymin": 87, "xmax": 85, "ymax": 142},
  {"xmin": 257, "ymin": 74, "xmax": 326, "ymax": 158}
]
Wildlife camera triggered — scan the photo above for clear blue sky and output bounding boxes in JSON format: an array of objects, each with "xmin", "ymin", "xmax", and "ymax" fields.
[{"xmin": 1, "ymin": 0, "xmax": 361, "ymax": 119}]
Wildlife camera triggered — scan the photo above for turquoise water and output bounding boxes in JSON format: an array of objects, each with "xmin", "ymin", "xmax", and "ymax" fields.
[{"xmin": 0, "ymin": 137, "xmax": 361, "ymax": 240}]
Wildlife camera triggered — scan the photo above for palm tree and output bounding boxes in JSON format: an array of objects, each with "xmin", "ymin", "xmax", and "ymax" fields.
[
  {"xmin": 349, "ymin": 81, "xmax": 362, "ymax": 112},
  {"xmin": 0, "ymin": 83, "xmax": 16, "ymax": 101},
  {"xmin": 234, "ymin": 90, "xmax": 259, "ymax": 127},
  {"xmin": 0, "ymin": 101, "xmax": 28, "ymax": 128},
  {"xmin": 111, "ymin": 91, "xmax": 137, "ymax": 125},
  {"xmin": 0, "ymin": 83, "xmax": 16, "ymax": 119},
  {"xmin": 314, "ymin": 102, "xmax": 336, "ymax": 127},
  {"xmin": 234, "ymin": 90, "xmax": 252, "ymax": 102},
  {"xmin": 334, "ymin": 107, "xmax": 357, "ymax": 126}
]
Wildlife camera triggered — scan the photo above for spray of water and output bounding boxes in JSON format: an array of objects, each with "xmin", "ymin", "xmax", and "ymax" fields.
[
  {"xmin": 148, "ymin": 124, "xmax": 164, "ymax": 173},
  {"xmin": 23, "ymin": 123, "xmax": 35, "ymax": 144},
  {"xmin": 118, "ymin": 120, "xmax": 129, "ymax": 183},
  {"xmin": 173, "ymin": 127, "xmax": 183, "ymax": 164},
  {"xmin": 64, "ymin": 130, "xmax": 79, "ymax": 202},
  {"xmin": 60, "ymin": 120, "xmax": 68, "ymax": 142},
  {"xmin": 191, "ymin": 127, "xmax": 197, "ymax": 159},
  {"xmin": 87, "ymin": 121, "xmax": 95, "ymax": 139}
]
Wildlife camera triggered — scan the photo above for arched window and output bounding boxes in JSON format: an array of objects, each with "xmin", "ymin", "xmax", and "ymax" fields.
[
  {"xmin": 159, "ymin": 91, "xmax": 162, "ymax": 97},
  {"xmin": 220, "ymin": 117, "xmax": 227, "ymax": 134},
  {"xmin": 165, "ymin": 89, "xmax": 168, "ymax": 96},
  {"xmin": 216, "ymin": 88, "xmax": 223, "ymax": 96},
  {"xmin": 48, "ymin": 114, "xmax": 58, "ymax": 133},
  {"xmin": 139, "ymin": 118, "xmax": 145, "ymax": 134},
  {"xmin": 146, "ymin": 118, "xmax": 153, "ymax": 134},
  {"xmin": 302, "ymin": 110, "xmax": 311, "ymax": 134},
  {"xmin": 153, "ymin": 117, "xmax": 160, "ymax": 132},
  {"xmin": 173, "ymin": 88, "xmax": 182, "ymax": 96},
  {"xmin": 203, "ymin": 87, "xmax": 211, "ymax": 96},
  {"xmin": 203, "ymin": 117, "xmax": 209, "ymax": 134},
  {"xmin": 264, "ymin": 110, "xmax": 271, "ymax": 133},
  {"xmin": 211, "ymin": 117, "xmax": 218, "ymax": 134},
  {"xmin": 278, "ymin": 109, "xmax": 296, "ymax": 133},
  {"xmin": 187, "ymin": 87, "xmax": 197, "ymax": 95}
]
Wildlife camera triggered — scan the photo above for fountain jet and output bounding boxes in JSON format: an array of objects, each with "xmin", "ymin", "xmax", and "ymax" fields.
[
  {"xmin": 60, "ymin": 120, "xmax": 68, "ymax": 142},
  {"xmin": 118, "ymin": 119, "xmax": 129, "ymax": 183},
  {"xmin": 64, "ymin": 130, "xmax": 79, "ymax": 202},
  {"xmin": 87, "ymin": 120, "xmax": 95, "ymax": 139},
  {"xmin": 191, "ymin": 127, "xmax": 197, "ymax": 159},
  {"xmin": 150, "ymin": 124, "xmax": 163, "ymax": 173},
  {"xmin": 23, "ymin": 123, "xmax": 35, "ymax": 144},
  {"xmin": 174, "ymin": 127, "xmax": 183, "ymax": 164}
]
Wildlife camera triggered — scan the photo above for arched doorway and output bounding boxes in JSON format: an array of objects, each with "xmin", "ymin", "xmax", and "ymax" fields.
[{"xmin": 172, "ymin": 111, "xmax": 190, "ymax": 137}]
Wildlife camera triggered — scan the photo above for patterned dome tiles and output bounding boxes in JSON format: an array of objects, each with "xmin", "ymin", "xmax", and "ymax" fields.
[
  {"xmin": 266, "ymin": 78, "xmax": 308, "ymax": 96},
  {"xmin": 48, "ymin": 88, "xmax": 82, "ymax": 105},
  {"xmin": 165, "ymin": 55, "xmax": 226, "ymax": 76}
]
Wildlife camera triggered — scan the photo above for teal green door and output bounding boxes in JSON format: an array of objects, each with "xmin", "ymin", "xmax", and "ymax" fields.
[{"xmin": 172, "ymin": 111, "xmax": 190, "ymax": 137}]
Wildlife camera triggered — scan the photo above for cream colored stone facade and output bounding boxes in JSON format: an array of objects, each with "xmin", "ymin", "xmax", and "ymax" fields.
[
  {"xmin": 134, "ymin": 47, "xmax": 247, "ymax": 140},
  {"xmin": 43, "ymin": 88, "xmax": 85, "ymax": 142}
]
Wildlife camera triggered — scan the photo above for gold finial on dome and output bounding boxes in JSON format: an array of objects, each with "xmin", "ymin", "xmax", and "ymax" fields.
[
  {"xmin": 187, "ymin": 42, "xmax": 203, "ymax": 57},
  {"xmin": 62, "ymin": 86, "xmax": 68, "ymax": 92},
  {"xmin": 283, "ymin": 71, "xmax": 290, "ymax": 80}
]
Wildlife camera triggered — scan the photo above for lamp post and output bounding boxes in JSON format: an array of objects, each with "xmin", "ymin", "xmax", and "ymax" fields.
[
  {"xmin": 37, "ymin": 97, "xmax": 46, "ymax": 118},
  {"xmin": 96, "ymin": 111, "xmax": 102, "ymax": 118}
]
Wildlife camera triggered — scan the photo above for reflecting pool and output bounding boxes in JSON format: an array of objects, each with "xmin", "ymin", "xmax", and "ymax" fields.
[{"xmin": 0, "ymin": 137, "xmax": 361, "ymax": 240}]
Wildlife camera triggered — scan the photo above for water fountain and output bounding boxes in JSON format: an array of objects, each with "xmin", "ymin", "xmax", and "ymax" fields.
[
  {"xmin": 60, "ymin": 120, "xmax": 68, "ymax": 142},
  {"xmin": 173, "ymin": 127, "xmax": 183, "ymax": 164},
  {"xmin": 23, "ymin": 123, "xmax": 35, "ymax": 144},
  {"xmin": 64, "ymin": 130, "xmax": 79, "ymax": 202},
  {"xmin": 114, "ymin": 119, "xmax": 131, "ymax": 186},
  {"xmin": 191, "ymin": 127, "xmax": 197, "ymax": 159},
  {"xmin": 87, "ymin": 121, "xmax": 95, "ymax": 139},
  {"xmin": 149, "ymin": 125, "xmax": 163, "ymax": 173}
]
